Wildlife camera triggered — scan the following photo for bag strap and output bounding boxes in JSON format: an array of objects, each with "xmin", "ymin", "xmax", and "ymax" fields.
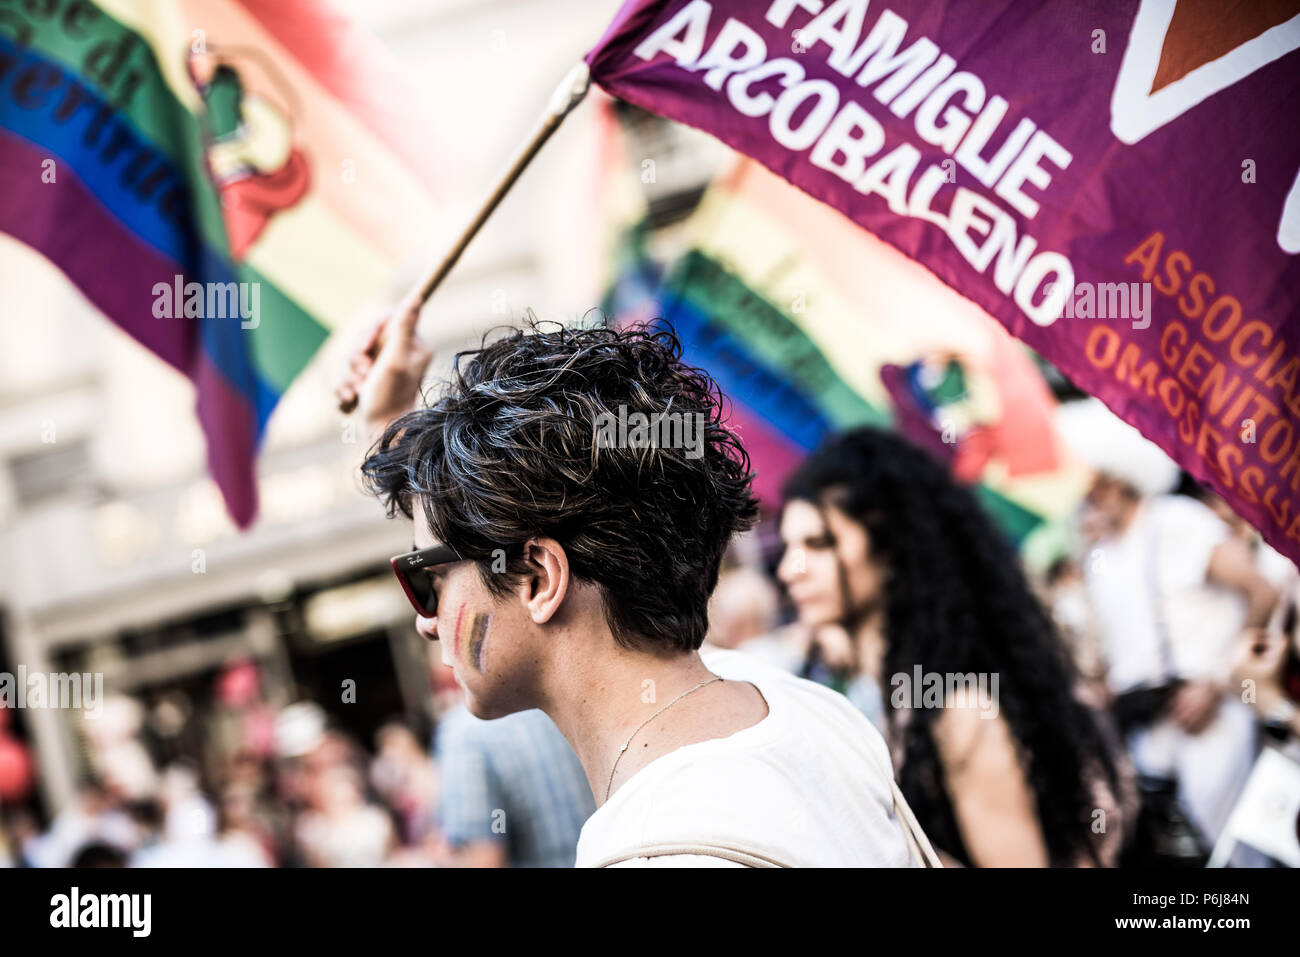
[
  {"xmin": 865, "ymin": 720, "xmax": 942, "ymax": 868},
  {"xmin": 593, "ymin": 840, "xmax": 791, "ymax": 868},
  {"xmin": 1143, "ymin": 502, "xmax": 1177, "ymax": 683},
  {"xmin": 889, "ymin": 777, "xmax": 942, "ymax": 867},
  {"xmin": 594, "ymin": 776, "xmax": 943, "ymax": 868}
]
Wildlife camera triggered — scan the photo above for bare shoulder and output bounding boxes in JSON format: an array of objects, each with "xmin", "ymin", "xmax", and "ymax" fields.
[{"xmin": 931, "ymin": 693, "xmax": 1018, "ymax": 780}]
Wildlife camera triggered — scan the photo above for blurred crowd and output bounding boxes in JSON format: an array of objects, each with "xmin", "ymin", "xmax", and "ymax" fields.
[{"xmin": 0, "ymin": 693, "xmax": 442, "ymax": 868}]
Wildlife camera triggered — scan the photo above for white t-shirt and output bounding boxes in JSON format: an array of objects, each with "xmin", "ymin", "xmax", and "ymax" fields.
[
  {"xmin": 574, "ymin": 648, "xmax": 915, "ymax": 867},
  {"xmin": 1084, "ymin": 495, "xmax": 1237, "ymax": 692},
  {"xmin": 1084, "ymin": 494, "xmax": 1259, "ymax": 839}
]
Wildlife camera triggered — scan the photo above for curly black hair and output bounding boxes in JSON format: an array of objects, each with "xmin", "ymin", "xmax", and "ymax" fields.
[
  {"xmin": 784, "ymin": 427, "xmax": 1121, "ymax": 867},
  {"xmin": 362, "ymin": 319, "xmax": 760, "ymax": 654}
]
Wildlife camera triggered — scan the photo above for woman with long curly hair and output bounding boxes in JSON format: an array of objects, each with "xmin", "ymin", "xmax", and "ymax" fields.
[{"xmin": 778, "ymin": 427, "xmax": 1131, "ymax": 867}]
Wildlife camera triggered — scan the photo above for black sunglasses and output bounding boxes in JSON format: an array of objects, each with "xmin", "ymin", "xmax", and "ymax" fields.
[{"xmin": 390, "ymin": 543, "xmax": 464, "ymax": 617}]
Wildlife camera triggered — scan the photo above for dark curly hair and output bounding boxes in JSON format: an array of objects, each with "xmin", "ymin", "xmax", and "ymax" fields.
[
  {"xmin": 783, "ymin": 427, "xmax": 1121, "ymax": 867},
  {"xmin": 362, "ymin": 319, "xmax": 759, "ymax": 654}
]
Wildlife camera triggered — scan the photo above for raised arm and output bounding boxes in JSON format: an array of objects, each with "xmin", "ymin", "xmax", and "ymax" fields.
[{"xmin": 333, "ymin": 295, "xmax": 434, "ymax": 446}]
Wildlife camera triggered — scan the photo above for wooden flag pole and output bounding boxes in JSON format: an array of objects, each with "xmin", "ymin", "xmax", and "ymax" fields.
[{"xmin": 339, "ymin": 61, "xmax": 592, "ymax": 413}]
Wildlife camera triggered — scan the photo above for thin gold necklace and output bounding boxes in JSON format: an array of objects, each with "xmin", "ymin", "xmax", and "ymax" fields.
[{"xmin": 604, "ymin": 675, "xmax": 723, "ymax": 802}]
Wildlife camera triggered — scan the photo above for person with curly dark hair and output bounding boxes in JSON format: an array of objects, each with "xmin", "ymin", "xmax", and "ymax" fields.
[
  {"xmin": 778, "ymin": 427, "xmax": 1133, "ymax": 867},
  {"xmin": 335, "ymin": 302, "xmax": 923, "ymax": 867}
]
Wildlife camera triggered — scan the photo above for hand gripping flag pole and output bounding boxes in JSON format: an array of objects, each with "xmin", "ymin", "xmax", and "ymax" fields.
[{"xmin": 338, "ymin": 61, "xmax": 591, "ymax": 413}]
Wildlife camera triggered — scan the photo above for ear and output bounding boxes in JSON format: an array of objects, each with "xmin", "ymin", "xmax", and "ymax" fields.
[{"xmin": 519, "ymin": 537, "xmax": 570, "ymax": 624}]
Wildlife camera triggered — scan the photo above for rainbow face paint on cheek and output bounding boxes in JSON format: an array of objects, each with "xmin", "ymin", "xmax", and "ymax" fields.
[
  {"xmin": 465, "ymin": 612, "xmax": 492, "ymax": 673},
  {"xmin": 452, "ymin": 604, "xmax": 465, "ymax": 662}
]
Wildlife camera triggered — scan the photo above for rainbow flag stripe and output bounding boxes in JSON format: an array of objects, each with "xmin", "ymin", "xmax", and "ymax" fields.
[
  {"xmin": 624, "ymin": 160, "xmax": 1091, "ymax": 541},
  {"xmin": 0, "ymin": 0, "xmax": 443, "ymax": 525}
]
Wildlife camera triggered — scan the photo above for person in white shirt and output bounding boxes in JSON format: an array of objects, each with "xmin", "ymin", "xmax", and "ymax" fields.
[
  {"xmin": 337, "ymin": 303, "xmax": 919, "ymax": 867},
  {"xmin": 576, "ymin": 646, "xmax": 909, "ymax": 867},
  {"xmin": 1059, "ymin": 400, "xmax": 1279, "ymax": 854}
]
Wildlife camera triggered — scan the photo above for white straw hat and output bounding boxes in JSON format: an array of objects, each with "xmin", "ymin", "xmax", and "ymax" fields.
[{"xmin": 1055, "ymin": 398, "xmax": 1180, "ymax": 496}]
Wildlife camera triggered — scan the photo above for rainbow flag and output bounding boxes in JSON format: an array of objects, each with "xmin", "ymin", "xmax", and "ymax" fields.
[
  {"xmin": 0, "ymin": 0, "xmax": 444, "ymax": 526},
  {"xmin": 621, "ymin": 158, "xmax": 1091, "ymax": 542}
]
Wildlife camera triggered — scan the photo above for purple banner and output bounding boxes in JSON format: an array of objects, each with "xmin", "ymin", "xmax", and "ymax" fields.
[{"xmin": 588, "ymin": 0, "xmax": 1300, "ymax": 564}]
